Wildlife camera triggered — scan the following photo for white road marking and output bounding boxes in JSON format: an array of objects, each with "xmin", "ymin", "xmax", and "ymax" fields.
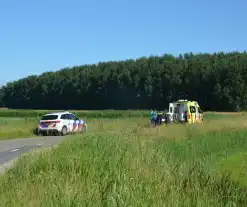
[{"xmin": 11, "ymin": 148, "xmax": 19, "ymax": 152}]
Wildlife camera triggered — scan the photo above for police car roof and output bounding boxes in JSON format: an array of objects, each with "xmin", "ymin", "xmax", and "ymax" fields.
[{"xmin": 43, "ymin": 111, "xmax": 72, "ymax": 116}]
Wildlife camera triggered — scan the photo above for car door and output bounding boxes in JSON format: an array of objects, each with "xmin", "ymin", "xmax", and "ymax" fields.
[
  {"xmin": 168, "ymin": 103, "xmax": 174, "ymax": 122},
  {"xmin": 198, "ymin": 107, "xmax": 203, "ymax": 122},
  {"xmin": 178, "ymin": 103, "xmax": 185, "ymax": 122},
  {"xmin": 174, "ymin": 105, "xmax": 179, "ymax": 122},
  {"xmin": 195, "ymin": 106, "xmax": 200, "ymax": 123},
  {"xmin": 60, "ymin": 114, "xmax": 70, "ymax": 130},
  {"xmin": 67, "ymin": 114, "xmax": 74, "ymax": 132},
  {"xmin": 69, "ymin": 113, "xmax": 79, "ymax": 132}
]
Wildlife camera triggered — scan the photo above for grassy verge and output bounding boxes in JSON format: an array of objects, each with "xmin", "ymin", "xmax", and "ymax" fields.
[
  {"xmin": 1, "ymin": 115, "xmax": 247, "ymax": 206},
  {"xmin": 0, "ymin": 116, "xmax": 138, "ymax": 140},
  {"xmin": 0, "ymin": 111, "xmax": 245, "ymax": 140},
  {"xmin": 0, "ymin": 117, "xmax": 38, "ymax": 140}
]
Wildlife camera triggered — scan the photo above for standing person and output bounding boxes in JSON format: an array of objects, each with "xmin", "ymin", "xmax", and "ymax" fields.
[
  {"xmin": 154, "ymin": 109, "xmax": 157, "ymax": 124},
  {"xmin": 150, "ymin": 109, "xmax": 155, "ymax": 124},
  {"xmin": 150, "ymin": 109, "xmax": 157, "ymax": 125},
  {"xmin": 157, "ymin": 110, "xmax": 162, "ymax": 124},
  {"xmin": 162, "ymin": 109, "xmax": 168, "ymax": 124},
  {"xmin": 184, "ymin": 111, "xmax": 188, "ymax": 123}
]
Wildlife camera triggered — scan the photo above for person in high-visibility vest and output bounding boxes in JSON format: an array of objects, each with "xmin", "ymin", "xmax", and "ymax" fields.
[{"xmin": 150, "ymin": 109, "xmax": 157, "ymax": 124}]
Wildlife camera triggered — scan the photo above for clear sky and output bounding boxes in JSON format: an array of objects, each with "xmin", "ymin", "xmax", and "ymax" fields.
[{"xmin": 0, "ymin": 0, "xmax": 246, "ymax": 85}]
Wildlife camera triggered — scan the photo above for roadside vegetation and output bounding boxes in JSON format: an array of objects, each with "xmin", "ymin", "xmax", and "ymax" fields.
[
  {"xmin": 0, "ymin": 110, "xmax": 244, "ymax": 140},
  {"xmin": 0, "ymin": 117, "xmax": 37, "ymax": 140},
  {"xmin": 0, "ymin": 110, "xmax": 148, "ymax": 140},
  {"xmin": 0, "ymin": 111, "xmax": 247, "ymax": 206}
]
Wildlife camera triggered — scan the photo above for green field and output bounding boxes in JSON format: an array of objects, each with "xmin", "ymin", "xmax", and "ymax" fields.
[
  {"xmin": 0, "ymin": 110, "xmax": 247, "ymax": 206},
  {"xmin": 0, "ymin": 109, "xmax": 149, "ymax": 139},
  {"xmin": 0, "ymin": 109, "xmax": 243, "ymax": 139}
]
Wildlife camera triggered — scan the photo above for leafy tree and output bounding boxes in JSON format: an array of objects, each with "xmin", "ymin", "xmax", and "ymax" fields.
[
  {"xmin": 0, "ymin": 86, "xmax": 4, "ymax": 107},
  {"xmin": 1, "ymin": 51, "xmax": 247, "ymax": 111}
]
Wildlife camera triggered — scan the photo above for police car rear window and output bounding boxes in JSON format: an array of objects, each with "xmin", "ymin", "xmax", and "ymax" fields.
[{"xmin": 41, "ymin": 115, "xmax": 58, "ymax": 120}]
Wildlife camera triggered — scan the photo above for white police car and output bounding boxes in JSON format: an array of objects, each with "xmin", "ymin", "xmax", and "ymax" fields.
[{"xmin": 38, "ymin": 111, "xmax": 87, "ymax": 136}]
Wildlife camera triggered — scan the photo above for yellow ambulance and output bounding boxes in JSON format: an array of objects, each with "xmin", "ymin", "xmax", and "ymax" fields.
[{"xmin": 168, "ymin": 99, "xmax": 203, "ymax": 124}]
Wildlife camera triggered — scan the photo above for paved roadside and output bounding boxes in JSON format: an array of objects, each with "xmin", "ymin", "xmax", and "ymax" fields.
[{"xmin": 0, "ymin": 136, "xmax": 67, "ymax": 175}]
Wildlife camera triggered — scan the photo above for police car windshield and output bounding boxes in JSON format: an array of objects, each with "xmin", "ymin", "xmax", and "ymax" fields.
[{"xmin": 41, "ymin": 115, "xmax": 58, "ymax": 120}]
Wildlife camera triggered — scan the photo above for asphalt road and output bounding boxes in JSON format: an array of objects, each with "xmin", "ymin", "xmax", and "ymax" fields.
[{"xmin": 0, "ymin": 136, "xmax": 67, "ymax": 174}]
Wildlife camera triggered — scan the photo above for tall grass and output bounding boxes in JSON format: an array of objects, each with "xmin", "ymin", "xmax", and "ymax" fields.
[
  {"xmin": 1, "ymin": 114, "xmax": 247, "ymax": 206},
  {"xmin": 0, "ymin": 117, "xmax": 38, "ymax": 140},
  {"xmin": 0, "ymin": 111, "xmax": 245, "ymax": 140}
]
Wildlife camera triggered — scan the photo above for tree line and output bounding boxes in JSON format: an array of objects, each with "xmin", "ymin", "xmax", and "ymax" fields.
[{"xmin": 0, "ymin": 51, "xmax": 247, "ymax": 111}]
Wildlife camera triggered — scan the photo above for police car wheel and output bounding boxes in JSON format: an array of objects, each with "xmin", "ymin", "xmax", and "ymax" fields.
[{"xmin": 61, "ymin": 126, "xmax": 67, "ymax": 136}]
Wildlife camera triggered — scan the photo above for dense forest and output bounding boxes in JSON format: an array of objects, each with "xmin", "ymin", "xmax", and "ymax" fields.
[{"xmin": 1, "ymin": 51, "xmax": 247, "ymax": 111}]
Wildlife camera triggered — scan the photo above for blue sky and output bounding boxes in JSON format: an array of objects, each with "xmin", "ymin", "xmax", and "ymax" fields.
[{"xmin": 0, "ymin": 0, "xmax": 246, "ymax": 85}]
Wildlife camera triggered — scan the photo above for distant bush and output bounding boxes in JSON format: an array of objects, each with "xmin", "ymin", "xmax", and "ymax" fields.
[{"xmin": 0, "ymin": 109, "xmax": 150, "ymax": 118}]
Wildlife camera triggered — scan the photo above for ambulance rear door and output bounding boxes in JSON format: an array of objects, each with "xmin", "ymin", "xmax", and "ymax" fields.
[
  {"xmin": 189, "ymin": 103, "xmax": 196, "ymax": 123},
  {"xmin": 194, "ymin": 102, "xmax": 201, "ymax": 123},
  {"xmin": 168, "ymin": 103, "xmax": 174, "ymax": 122}
]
